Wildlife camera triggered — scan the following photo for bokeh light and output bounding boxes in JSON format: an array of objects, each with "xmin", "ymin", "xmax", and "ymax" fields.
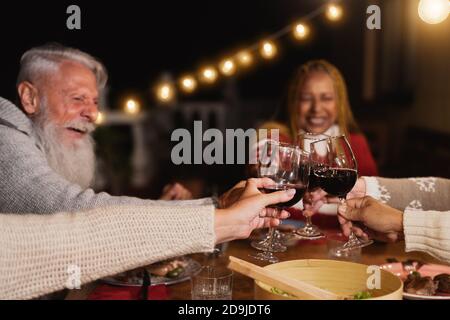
[
  {"xmin": 326, "ymin": 3, "xmax": 343, "ymax": 21},
  {"xmin": 418, "ymin": 0, "xmax": 449, "ymax": 24},
  {"xmin": 199, "ymin": 66, "xmax": 218, "ymax": 84},
  {"xmin": 260, "ymin": 40, "xmax": 277, "ymax": 59}
]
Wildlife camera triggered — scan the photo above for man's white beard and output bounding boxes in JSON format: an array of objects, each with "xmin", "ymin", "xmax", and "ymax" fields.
[{"xmin": 32, "ymin": 106, "xmax": 96, "ymax": 190}]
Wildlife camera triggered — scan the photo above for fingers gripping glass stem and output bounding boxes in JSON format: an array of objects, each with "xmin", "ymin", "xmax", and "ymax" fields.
[{"xmin": 338, "ymin": 198, "xmax": 373, "ymax": 251}]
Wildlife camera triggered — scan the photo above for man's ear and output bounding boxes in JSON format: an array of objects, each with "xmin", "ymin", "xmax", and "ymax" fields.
[{"xmin": 17, "ymin": 82, "xmax": 40, "ymax": 115}]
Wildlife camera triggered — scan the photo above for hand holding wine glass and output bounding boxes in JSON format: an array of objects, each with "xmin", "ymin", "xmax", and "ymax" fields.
[
  {"xmin": 301, "ymin": 177, "xmax": 367, "ymax": 221},
  {"xmin": 309, "ymin": 135, "xmax": 373, "ymax": 251},
  {"xmin": 214, "ymin": 177, "xmax": 293, "ymax": 244},
  {"xmin": 250, "ymin": 140, "xmax": 309, "ymax": 263},
  {"xmin": 337, "ymin": 196, "xmax": 404, "ymax": 243}
]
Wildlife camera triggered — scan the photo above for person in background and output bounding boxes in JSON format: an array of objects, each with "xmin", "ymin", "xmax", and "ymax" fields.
[
  {"xmin": 258, "ymin": 60, "xmax": 378, "ymax": 175},
  {"xmin": 307, "ymin": 176, "xmax": 450, "ymax": 264},
  {"xmin": 257, "ymin": 60, "xmax": 378, "ymax": 229},
  {"xmin": 286, "ymin": 59, "xmax": 378, "ymax": 176}
]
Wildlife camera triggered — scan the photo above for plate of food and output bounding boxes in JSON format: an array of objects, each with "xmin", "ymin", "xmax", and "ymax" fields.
[
  {"xmin": 380, "ymin": 261, "xmax": 450, "ymax": 300},
  {"xmin": 102, "ymin": 256, "xmax": 201, "ymax": 286}
]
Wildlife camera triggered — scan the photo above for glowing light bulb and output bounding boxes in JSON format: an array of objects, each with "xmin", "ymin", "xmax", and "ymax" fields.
[
  {"xmin": 260, "ymin": 40, "xmax": 277, "ymax": 59},
  {"xmin": 326, "ymin": 3, "xmax": 343, "ymax": 21},
  {"xmin": 219, "ymin": 58, "xmax": 236, "ymax": 76},
  {"xmin": 199, "ymin": 66, "xmax": 218, "ymax": 84},
  {"xmin": 418, "ymin": 0, "xmax": 449, "ymax": 24},
  {"xmin": 95, "ymin": 111, "xmax": 104, "ymax": 125},
  {"xmin": 293, "ymin": 23, "xmax": 310, "ymax": 40},
  {"xmin": 179, "ymin": 75, "xmax": 197, "ymax": 93},
  {"xmin": 124, "ymin": 99, "xmax": 141, "ymax": 114},
  {"xmin": 236, "ymin": 50, "xmax": 253, "ymax": 67},
  {"xmin": 156, "ymin": 83, "xmax": 175, "ymax": 103}
]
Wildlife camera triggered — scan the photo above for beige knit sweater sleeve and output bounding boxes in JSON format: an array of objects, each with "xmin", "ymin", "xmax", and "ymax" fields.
[
  {"xmin": 403, "ymin": 209, "xmax": 450, "ymax": 264},
  {"xmin": 0, "ymin": 204, "xmax": 215, "ymax": 300}
]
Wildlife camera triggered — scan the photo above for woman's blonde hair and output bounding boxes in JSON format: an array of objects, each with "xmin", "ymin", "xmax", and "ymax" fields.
[{"xmin": 287, "ymin": 59, "xmax": 359, "ymax": 138}]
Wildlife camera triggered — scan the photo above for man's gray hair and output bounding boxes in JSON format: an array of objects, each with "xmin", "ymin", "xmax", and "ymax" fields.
[{"xmin": 17, "ymin": 43, "xmax": 108, "ymax": 89}]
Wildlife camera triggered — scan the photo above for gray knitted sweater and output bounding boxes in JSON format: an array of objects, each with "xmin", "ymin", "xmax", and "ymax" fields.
[{"xmin": 0, "ymin": 97, "xmax": 214, "ymax": 213}]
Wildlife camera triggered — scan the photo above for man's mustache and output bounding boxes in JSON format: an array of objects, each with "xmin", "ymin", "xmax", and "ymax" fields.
[{"xmin": 64, "ymin": 119, "xmax": 96, "ymax": 134}]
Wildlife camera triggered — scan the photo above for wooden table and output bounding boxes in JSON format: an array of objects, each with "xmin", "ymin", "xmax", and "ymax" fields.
[{"xmin": 66, "ymin": 232, "xmax": 442, "ymax": 300}]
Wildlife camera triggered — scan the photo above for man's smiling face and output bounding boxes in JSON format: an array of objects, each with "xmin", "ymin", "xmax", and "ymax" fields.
[{"xmin": 40, "ymin": 60, "xmax": 98, "ymax": 145}]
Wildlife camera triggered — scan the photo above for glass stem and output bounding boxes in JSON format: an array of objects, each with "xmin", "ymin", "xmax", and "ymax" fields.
[
  {"xmin": 305, "ymin": 216, "xmax": 313, "ymax": 226},
  {"xmin": 265, "ymin": 228, "xmax": 276, "ymax": 252},
  {"xmin": 348, "ymin": 231, "xmax": 358, "ymax": 241},
  {"xmin": 264, "ymin": 207, "xmax": 280, "ymax": 254}
]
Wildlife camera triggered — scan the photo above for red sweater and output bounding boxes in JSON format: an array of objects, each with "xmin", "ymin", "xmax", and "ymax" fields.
[{"xmin": 348, "ymin": 133, "xmax": 378, "ymax": 177}]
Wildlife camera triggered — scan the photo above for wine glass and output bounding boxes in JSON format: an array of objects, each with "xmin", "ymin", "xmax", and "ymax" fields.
[
  {"xmin": 250, "ymin": 140, "xmax": 309, "ymax": 263},
  {"xmin": 310, "ymin": 135, "xmax": 373, "ymax": 252},
  {"xmin": 293, "ymin": 133, "xmax": 329, "ymax": 240}
]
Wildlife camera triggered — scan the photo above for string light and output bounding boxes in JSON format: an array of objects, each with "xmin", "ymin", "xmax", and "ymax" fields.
[
  {"xmin": 95, "ymin": 111, "xmax": 104, "ymax": 125},
  {"xmin": 150, "ymin": 1, "xmax": 346, "ymax": 101},
  {"xmin": 156, "ymin": 83, "xmax": 175, "ymax": 103},
  {"xmin": 418, "ymin": 0, "xmax": 449, "ymax": 24},
  {"xmin": 260, "ymin": 40, "xmax": 277, "ymax": 59},
  {"xmin": 199, "ymin": 66, "xmax": 218, "ymax": 84},
  {"xmin": 124, "ymin": 99, "xmax": 141, "ymax": 115},
  {"xmin": 326, "ymin": 3, "xmax": 343, "ymax": 21},
  {"xmin": 236, "ymin": 50, "xmax": 253, "ymax": 67},
  {"xmin": 293, "ymin": 22, "xmax": 310, "ymax": 40},
  {"xmin": 179, "ymin": 75, "xmax": 197, "ymax": 93},
  {"xmin": 219, "ymin": 58, "xmax": 236, "ymax": 76}
]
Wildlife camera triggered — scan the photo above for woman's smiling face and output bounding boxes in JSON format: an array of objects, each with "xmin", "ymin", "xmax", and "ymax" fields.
[{"xmin": 296, "ymin": 71, "xmax": 338, "ymax": 134}]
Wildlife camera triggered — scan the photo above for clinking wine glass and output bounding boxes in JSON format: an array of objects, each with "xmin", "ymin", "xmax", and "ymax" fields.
[
  {"xmin": 310, "ymin": 135, "xmax": 373, "ymax": 252},
  {"xmin": 293, "ymin": 133, "xmax": 329, "ymax": 240},
  {"xmin": 249, "ymin": 140, "xmax": 309, "ymax": 263},
  {"xmin": 250, "ymin": 140, "xmax": 291, "ymax": 254}
]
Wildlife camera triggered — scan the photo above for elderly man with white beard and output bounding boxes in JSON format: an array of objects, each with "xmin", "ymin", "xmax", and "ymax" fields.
[
  {"xmin": 0, "ymin": 44, "xmax": 295, "ymax": 299},
  {"xmin": 0, "ymin": 44, "xmax": 196, "ymax": 213}
]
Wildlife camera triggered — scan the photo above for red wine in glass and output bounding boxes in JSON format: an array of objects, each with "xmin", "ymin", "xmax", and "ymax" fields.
[
  {"xmin": 315, "ymin": 168, "xmax": 357, "ymax": 198},
  {"xmin": 308, "ymin": 164, "xmax": 325, "ymax": 191},
  {"xmin": 260, "ymin": 184, "xmax": 307, "ymax": 209}
]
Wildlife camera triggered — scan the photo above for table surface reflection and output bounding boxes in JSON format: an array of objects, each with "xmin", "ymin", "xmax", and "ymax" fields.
[{"xmin": 66, "ymin": 234, "xmax": 443, "ymax": 300}]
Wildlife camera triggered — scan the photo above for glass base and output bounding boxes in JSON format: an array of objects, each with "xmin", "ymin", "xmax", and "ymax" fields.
[
  {"xmin": 338, "ymin": 234, "xmax": 373, "ymax": 251},
  {"xmin": 249, "ymin": 251, "xmax": 279, "ymax": 264},
  {"xmin": 328, "ymin": 246, "xmax": 361, "ymax": 262},
  {"xmin": 251, "ymin": 239, "xmax": 287, "ymax": 252},
  {"xmin": 294, "ymin": 224, "xmax": 325, "ymax": 240}
]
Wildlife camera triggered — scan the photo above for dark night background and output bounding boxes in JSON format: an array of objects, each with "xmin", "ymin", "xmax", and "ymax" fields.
[
  {"xmin": 1, "ymin": 0, "xmax": 449, "ymax": 198},
  {"xmin": 0, "ymin": 0, "xmax": 366, "ymax": 104}
]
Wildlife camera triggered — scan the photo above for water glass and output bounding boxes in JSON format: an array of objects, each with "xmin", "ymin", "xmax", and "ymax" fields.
[{"xmin": 191, "ymin": 266, "xmax": 233, "ymax": 300}]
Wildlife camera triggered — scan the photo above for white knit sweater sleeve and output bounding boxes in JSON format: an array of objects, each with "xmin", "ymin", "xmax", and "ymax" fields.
[
  {"xmin": 0, "ymin": 204, "xmax": 215, "ymax": 300},
  {"xmin": 403, "ymin": 209, "xmax": 450, "ymax": 264}
]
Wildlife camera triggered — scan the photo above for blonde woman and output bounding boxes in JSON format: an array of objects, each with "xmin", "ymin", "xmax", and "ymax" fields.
[
  {"xmin": 257, "ymin": 60, "xmax": 378, "ymax": 228},
  {"xmin": 287, "ymin": 59, "xmax": 378, "ymax": 176}
]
